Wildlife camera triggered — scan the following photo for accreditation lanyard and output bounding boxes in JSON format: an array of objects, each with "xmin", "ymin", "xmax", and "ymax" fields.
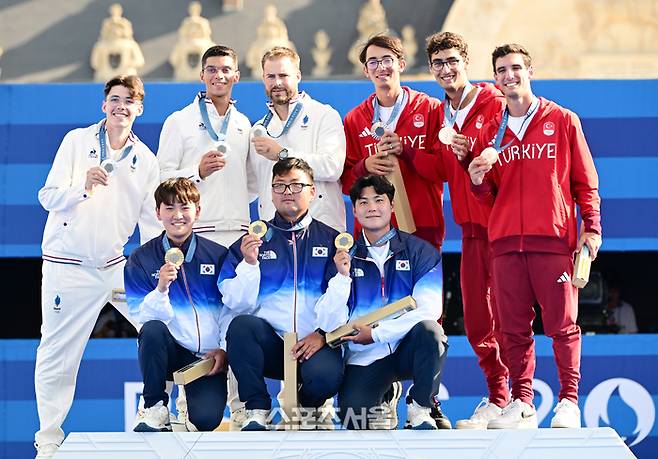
[
  {"xmin": 350, "ymin": 228, "xmax": 397, "ymax": 258},
  {"xmin": 492, "ymin": 97, "xmax": 539, "ymax": 152},
  {"xmin": 371, "ymin": 90, "xmax": 406, "ymax": 130},
  {"xmin": 162, "ymin": 233, "xmax": 198, "ymax": 263},
  {"xmin": 198, "ymin": 92, "xmax": 232, "ymax": 142},
  {"xmin": 443, "ymin": 83, "xmax": 473, "ymax": 129},
  {"xmin": 98, "ymin": 122, "xmax": 133, "ymax": 163},
  {"xmin": 260, "ymin": 100, "xmax": 303, "ymax": 139}
]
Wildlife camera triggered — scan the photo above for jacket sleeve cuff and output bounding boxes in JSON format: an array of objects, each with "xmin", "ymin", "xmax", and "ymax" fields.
[{"xmin": 352, "ymin": 158, "xmax": 369, "ymax": 178}]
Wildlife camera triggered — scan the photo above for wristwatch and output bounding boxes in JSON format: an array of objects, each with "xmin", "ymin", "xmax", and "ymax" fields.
[{"xmin": 278, "ymin": 148, "xmax": 289, "ymax": 161}]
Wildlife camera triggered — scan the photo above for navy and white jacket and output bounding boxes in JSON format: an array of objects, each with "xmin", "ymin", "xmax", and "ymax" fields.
[
  {"xmin": 218, "ymin": 212, "xmax": 348, "ymax": 339},
  {"xmin": 125, "ymin": 232, "xmax": 231, "ymax": 354},
  {"xmin": 317, "ymin": 230, "xmax": 443, "ymax": 366}
]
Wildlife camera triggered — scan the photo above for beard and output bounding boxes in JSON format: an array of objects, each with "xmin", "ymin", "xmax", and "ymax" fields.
[{"xmin": 267, "ymin": 87, "xmax": 294, "ymax": 105}]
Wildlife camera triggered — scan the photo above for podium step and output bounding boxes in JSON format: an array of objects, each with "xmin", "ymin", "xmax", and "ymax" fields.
[{"xmin": 55, "ymin": 428, "xmax": 635, "ymax": 458}]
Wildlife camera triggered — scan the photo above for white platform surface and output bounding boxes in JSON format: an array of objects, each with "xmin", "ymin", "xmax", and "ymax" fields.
[{"xmin": 55, "ymin": 427, "xmax": 635, "ymax": 459}]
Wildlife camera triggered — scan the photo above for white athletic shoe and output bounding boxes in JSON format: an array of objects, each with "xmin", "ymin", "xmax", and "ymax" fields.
[
  {"xmin": 550, "ymin": 399, "xmax": 581, "ymax": 428},
  {"xmin": 241, "ymin": 409, "xmax": 269, "ymax": 431},
  {"xmin": 370, "ymin": 381, "xmax": 403, "ymax": 430},
  {"xmin": 487, "ymin": 399, "xmax": 538, "ymax": 429},
  {"xmin": 455, "ymin": 398, "xmax": 504, "ymax": 430},
  {"xmin": 133, "ymin": 402, "xmax": 172, "ymax": 432},
  {"xmin": 406, "ymin": 400, "xmax": 438, "ymax": 430},
  {"xmin": 35, "ymin": 442, "xmax": 59, "ymax": 459},
  {"xmin": 230, "ymin": 407, "xmax": 248, "ymax": 432}
]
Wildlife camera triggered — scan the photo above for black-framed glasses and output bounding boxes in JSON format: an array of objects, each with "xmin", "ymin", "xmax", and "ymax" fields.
[
  {"xmin": 365, "ymin": 56, "xmax": 395, "ymax": 71},
  {"xmin": 429, "ymin": 58, "xmax": 461, "ymax": 71},
  {"xmin": 272, "ymin": 182, "xmax": 312, "ymax": 194}
]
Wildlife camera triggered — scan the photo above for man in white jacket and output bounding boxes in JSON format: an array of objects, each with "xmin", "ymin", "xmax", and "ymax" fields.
[
  {"xmin": 157, "ymin": 45, "xmax": 256, "ymax": 247},
  {"xmin": 34, "ymin": 75, "xmax": 161, "ymax": 458},
  {"xmin": 250, "ymin": 46, "xmax": 347, "ymax": 232}
]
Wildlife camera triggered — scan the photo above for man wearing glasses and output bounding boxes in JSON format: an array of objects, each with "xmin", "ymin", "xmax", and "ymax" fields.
[
  {"xmin": 341, "ymin": 34, "xmax": 450, "ymax": 429},
  {"xmin": 218, "ymin": 158, "xmax": 346, "ymax": 430},
  {"xmin": 157, "ymin": 45, "xmax": 255, "ymax": 247},
  {"xmin": 34, "ymin": 75, "xmax": 161, "ymax": 459},
  {"xmin": 425, "ymin": 32, "xmax": 509, "ymax": 429},
  {"xmin": 250, "ymin": 47, "xmax": 347, "ymax": 232}
]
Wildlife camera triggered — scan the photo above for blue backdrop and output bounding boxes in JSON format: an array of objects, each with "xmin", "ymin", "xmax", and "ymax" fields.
[
  {"xmin": 1, "ymin": 79, "xmax": 657, "ymax": 257},
  {"xmin": 2, "ymin": 335, "xmax": 657, "ymax": 458}
]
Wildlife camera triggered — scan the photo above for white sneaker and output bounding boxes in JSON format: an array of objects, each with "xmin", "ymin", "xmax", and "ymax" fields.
[
  {"xmin": 35, "ymin": 442, "xmax": 59, "ymax": 459},
  {"xmin": 133, "ymin": 402, "xmax": 172, "ymax": 432},
  {"xmin": 487, "ymin": 399, "xmax": 537, "ymax": 429},
  {"xmin": 406, "ymin": 400, "xmax": 438, "ymax": 430},
  {"xmin": 230, "ymin": 407, "xmax": 248, "ymax": 432},
  {"xmin": 241, "ymin": 409, "xmax": 269, "ymax": 431},
  {"xmin": 456, "ymin": 398, "xmax": 504, "ymax": 429},
  {"xmin": 370, "ymin": 381, "xmax": 402, "ymax": 430},
  {"xmin": 550, "ymin": 399, "xmax": 581, "ymax": 428}
]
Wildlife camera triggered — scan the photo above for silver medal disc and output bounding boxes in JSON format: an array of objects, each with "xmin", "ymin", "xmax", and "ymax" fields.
[
  {"xmin": 216, "ymin": 141, "xmax": 229, "ymax": 154},
  {"xmin": 371, "ymin": 122, "xmax": 386, "ymax": 139},
  {"xmin": 100, "ymin": 159, "xmax": 116, "ymax": 176},
  {"xmin": 481, "ymin": 147, "xmax": 499, "ymax": 165},
  {"xmin": 252, "ymin": 125, "xmax": 267, "ymax": 138}
]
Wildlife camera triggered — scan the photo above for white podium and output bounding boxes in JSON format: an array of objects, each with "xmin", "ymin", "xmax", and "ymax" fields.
[{"xmin": 56, "ymin": 428, "xmax": 635, "ymax": 459}]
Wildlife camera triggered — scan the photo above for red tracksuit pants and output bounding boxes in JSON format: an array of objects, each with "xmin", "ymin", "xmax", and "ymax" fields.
[
  {"xmin": 461, "ymin": 236, "xmax": 509, "ymax": 407},
  {"xmin": 492, "ymin": 251, "xmax": 581, "ymax": 405}
]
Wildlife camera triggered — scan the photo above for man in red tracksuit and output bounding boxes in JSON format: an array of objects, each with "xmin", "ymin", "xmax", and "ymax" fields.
[
  {"xmin": 423, "ymin": 31, "xmax": 510, "ymax": 429},
  {"xmin": 341, "ymin": 34, "xmax": 445, "ymax": 250},
  {"xmin": 469, "ymin": 44, "xmax": 602, "ymax": 429},
  {"xmin": 341, "ymin": 33, "xmax": 451, "ymax": 429}
]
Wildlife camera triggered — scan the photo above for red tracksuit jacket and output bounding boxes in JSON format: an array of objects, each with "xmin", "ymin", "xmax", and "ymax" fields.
[
  {"xmin": 342, "ymin": 87, "xmax": 445, "ymax": 247},
  {"xmin": 437, "ymin": 83, "xmax": 504, "ymax": 237},
  {"xmin": 472, "ymin": 97, "xmax": 601, "ymax": 257}
]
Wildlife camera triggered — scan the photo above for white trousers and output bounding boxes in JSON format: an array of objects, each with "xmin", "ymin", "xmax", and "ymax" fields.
[{"xmin": 34, "ymin": 261, "xmax": 137, "ymax": 446}]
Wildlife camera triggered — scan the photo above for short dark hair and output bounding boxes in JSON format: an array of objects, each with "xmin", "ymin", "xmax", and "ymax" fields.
[
  {"xmin": 154, "ymin": 178, "xmax": 201, "ymax": 209},
  {"xmin": 425, "ymin": 31, "xmax": 468, "ymax": 61},
  {"xmin": 202, "ymin": 45, "xmax": 238, "ymax": 69},
  {"xmin": 272, "ymin": 158, "xmax": 314, "ymax": 183},
  {"xmin": 491, "ymin": 43, "xmax": 532, "ymax": 72},
  {"xmin": 104, "ymin": 75, "xmax": 144, "ymax": 101},
  {"xmin": 349, "ymin": 175, "xmax": 395, "ymax": 205},
  {"xmin": 359, "ymin": 34, "xmax": 405, "ymax": 64}
]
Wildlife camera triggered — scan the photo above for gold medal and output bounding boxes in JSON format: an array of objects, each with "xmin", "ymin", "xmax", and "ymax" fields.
[
  {"xmin": 164, "ymin": 247, "xmax": 184, "ymax": 268},
  {"xmin": 335, "ymin": 232, "xmax": 354, "ymax": 251},
  {"xmin": 438, "ymin": 127, "xmax": 456, "ymax": 145},
  {"xmin": 481, "ymin": 147, "xmax": 499, "ymax": 165},
  {"xmin": 248, "ymin": 220, "xmax": 268, "ymax": 239}
]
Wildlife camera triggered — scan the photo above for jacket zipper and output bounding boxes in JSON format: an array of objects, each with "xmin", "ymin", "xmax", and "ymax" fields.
[{"xmin": 180, "ymin": 264, "xmax": 202, "ymax": 354}]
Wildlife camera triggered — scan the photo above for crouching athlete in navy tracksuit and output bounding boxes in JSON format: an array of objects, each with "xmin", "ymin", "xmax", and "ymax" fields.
[
  {"xmin": 218, "ymin": 158, "xmax": 347, "ymax": 430},
  {"xmin": 125, "ymin": 178, "xmax": 232, "ymax": 432},
  {"xmin": 317, "ymin": 175, "xmax": 448, "ymax": 430}
]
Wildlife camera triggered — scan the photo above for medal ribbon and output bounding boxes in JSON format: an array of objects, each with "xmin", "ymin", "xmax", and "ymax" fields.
[
  {"xmin": 98, "ymin": 121, "xmax": 133, "ymax": 163},
  {"xmin": 443, "ymin": 83, "xmax": 473, "ymax": 129},
  {"xmin": 371, "ymin": 90, "xmax": 406, "ymax": 129},
  {"xmin": 350, "ymin": 228, "xmax": 397, "ymax": 258},
  {"xmin": 492, "ymin": 97, "xmax": 539, "ymax": 152},
  {"xmin": 198, "ymin": 92, "xmax": 232, "ymax": 142},
  {"xmin": 259, "ymin": 101, "xmax": 303, "ymax": 139}
]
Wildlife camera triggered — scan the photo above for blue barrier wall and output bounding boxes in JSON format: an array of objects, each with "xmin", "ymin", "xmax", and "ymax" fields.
[
  {"xmin": 1, "ymin": 79, "xmax": 657, "ymax": 257},
  {"xmin": 2, "ymin": 335, "xmax": 657, "ymax": 458}
]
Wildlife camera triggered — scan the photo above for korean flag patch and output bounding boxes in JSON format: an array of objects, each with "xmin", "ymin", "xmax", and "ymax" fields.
[
  {"xmin": 396, "ymin": 260, "xmax": 410, "ymax": 271},
  {"xmin": 312, "ymin": 246, "xmax": 329, "ymax": 257},
  {"xmin": 200, "ymin": 264, "xmax": 215, "ymax": 275}
]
